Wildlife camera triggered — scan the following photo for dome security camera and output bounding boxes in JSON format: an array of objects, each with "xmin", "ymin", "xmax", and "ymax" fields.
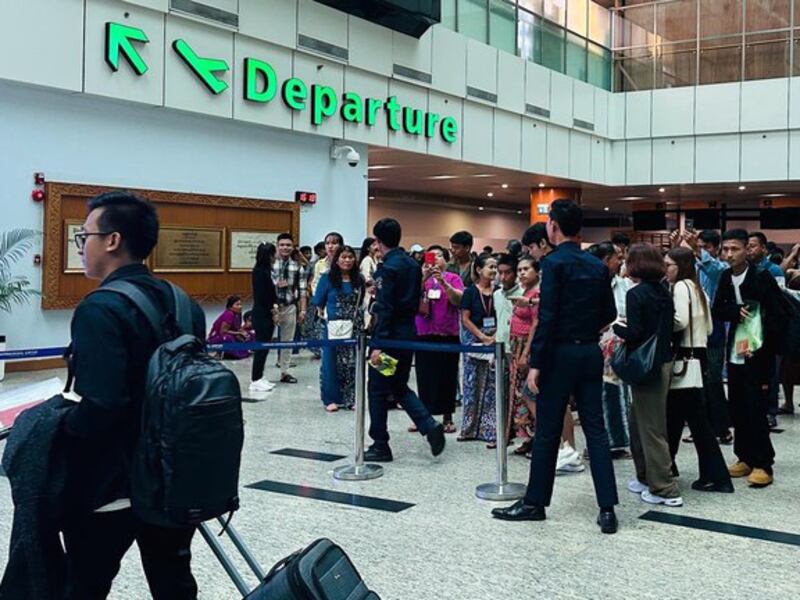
[{"xmin": 331, "ymin": 142, "xmax": 361, "ymax": 167}]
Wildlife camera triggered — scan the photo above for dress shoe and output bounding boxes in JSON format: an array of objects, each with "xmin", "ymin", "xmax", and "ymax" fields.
[
  {"xmin": 597, "ymin": 509, "xmax": 618, "ymax": 534},
  {"xmin": 767, "ymin": 414, "xmax": 778, "ymax": 429},
  {"xmin": 777, "ymin": 403, "xmax": 794, "ymax": 415},
  {"xmin": 691, "ymin": 479, "xmax": 734, "ymax": 493},
  {"xmin": 728, "ymin": 460, "xmax": 752, "ymax": 478},
  {"xmin": 747, "ymin": 468, "xmax": 773, "ymax": 488},
  {"xmin": 427, "ymin": 423, "xmax": 446, "ymax": 457},
  {"xmin": 364, "ymin": 445, "xmax": 393, "ymax": 463},
  {"xmin": 491, "ymin": 500, "xmax": 546, "ymax": 522}
]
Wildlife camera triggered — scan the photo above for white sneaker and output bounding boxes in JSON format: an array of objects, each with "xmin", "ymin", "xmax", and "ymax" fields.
[
  {"xmin": 627, "ymin": 479, "xmax": 648, "ymax": 494},
  {"xmin": 556, "ymin": 460, "xmax": 586, "ymax": 475},
  {"xmin": 641, "ymin": 490, "xmax": 683, "ymax": 507},
  {"xmin": 556, "ymin": 444, "xmax": 580, "ymax": 471},
  {"xmin": 249, "ymin": 379, "xmax": 275, "ymax": 392}
]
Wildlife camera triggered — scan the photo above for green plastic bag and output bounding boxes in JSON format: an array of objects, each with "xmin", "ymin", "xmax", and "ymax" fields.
[
  {"xmin": 733, "ymin": 302, "xmax": 763, "ymax": 358},
  {"xmin": 369, "ymin": 352, "xmax": 398, "ymax": 377}
]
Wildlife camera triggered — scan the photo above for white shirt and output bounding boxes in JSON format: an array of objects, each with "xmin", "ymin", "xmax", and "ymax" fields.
[
  {"xmin": 493, "ymin": 283, "xmax": 523, "ymax": 347},
  {"xmin": 672, "ymin": 280, "xmax": 713, "ymax": 348},
  {"xmin": 611, "ymin": 275, "xmax": 631, "ymax": 319},
  {"xmin": 730, "ymin": 268, "xmax": 748, "ymax": 364}
]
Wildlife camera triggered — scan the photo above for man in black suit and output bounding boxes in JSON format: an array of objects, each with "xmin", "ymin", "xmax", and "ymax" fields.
[{"xmin": 492, "ymin": 200, "xmax": 619, "ymax": 534}]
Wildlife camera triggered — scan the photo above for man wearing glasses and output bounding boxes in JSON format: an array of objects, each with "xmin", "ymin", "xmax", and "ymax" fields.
[{"xmin": 64, "ymin": 191, "xmax": 205, "ymax": 599}]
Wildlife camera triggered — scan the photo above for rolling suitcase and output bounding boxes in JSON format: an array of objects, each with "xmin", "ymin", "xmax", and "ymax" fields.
[{"xmin": 198, "ymin": 518, "xmax": 381, "ymax": 599}]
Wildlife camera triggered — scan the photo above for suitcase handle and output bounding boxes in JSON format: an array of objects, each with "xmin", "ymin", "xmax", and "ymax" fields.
[{"xmin": 198, "ymin": 517, "xmax": 268, "ymax": 598}]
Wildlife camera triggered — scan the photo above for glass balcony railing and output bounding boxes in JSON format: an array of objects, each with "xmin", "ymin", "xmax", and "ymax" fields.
[{"xmin": 440, "ymin": 0, "xmax": 614, "ymax": 91}]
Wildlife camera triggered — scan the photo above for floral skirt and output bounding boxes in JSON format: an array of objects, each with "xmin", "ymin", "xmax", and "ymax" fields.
[
  {"xmin": 460, "ymin": 330, "xmax": 496, "ymax": 442},
  {"xmin": 507, "ymin": 336, "xmax": 535, "ymax": 442}
]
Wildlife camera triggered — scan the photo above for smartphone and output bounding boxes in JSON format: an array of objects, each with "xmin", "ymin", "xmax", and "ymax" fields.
[{"xmin": 423, "ymin": 251, "xmax": 436, "ymax": 265}]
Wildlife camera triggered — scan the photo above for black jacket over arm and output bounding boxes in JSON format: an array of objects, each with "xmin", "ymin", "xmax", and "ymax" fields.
[{"xmin": 613, "ymin": 280, "xmax": 675, "ymax": 366}]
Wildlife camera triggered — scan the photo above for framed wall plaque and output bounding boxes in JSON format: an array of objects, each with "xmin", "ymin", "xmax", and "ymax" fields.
[
  {"xmin": 153, "ymin": 226, "xmax": 225, "ymax": 273},
  {"xmin": 229, "ymin": 230, "xmax": 280, "ymax": 272},
  {"xmin": 63, "ymin": 220, "xmax": 84, "ymax": 273}
]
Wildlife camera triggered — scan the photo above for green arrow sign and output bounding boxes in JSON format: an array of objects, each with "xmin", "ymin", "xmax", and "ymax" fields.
[
  {"xmin": 172, "ymin": 39, "xmax": 229, "ymax": 95},
  {"xmin": 105, "ymin": 22, "xmax": 149, "ymax": 75}
]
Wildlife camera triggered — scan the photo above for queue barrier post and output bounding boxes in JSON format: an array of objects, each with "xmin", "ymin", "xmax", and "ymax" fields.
[
  {"xmin": 475, "ymin": 341, "xmax": 526, "ymax": 501},
  {"xmin": 333, "ymin": 333, "xmax": 383, "ymax": 481}
]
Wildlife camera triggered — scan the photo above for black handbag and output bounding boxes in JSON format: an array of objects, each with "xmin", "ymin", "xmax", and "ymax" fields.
[{"xmin": 610, "ymin": 333, "xmax": 659, "ymax": 384}]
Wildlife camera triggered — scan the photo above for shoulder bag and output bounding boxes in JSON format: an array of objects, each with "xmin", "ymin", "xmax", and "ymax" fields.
[
  {"xmin": 327, "ymin": 285, "xmax": 364, "ymax": 340},
  {"xmin": 670, "ymin": 281, "xmax": 704, "ymax": 390},
  {"xmin": 610, "ymin": 290, "xmax": 660, "ymax": 384}
]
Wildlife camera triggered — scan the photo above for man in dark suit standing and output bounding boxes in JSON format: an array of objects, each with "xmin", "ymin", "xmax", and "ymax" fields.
[{"xmin": 492, "ymin": 199, "xmax": 620, "ymax": 534}]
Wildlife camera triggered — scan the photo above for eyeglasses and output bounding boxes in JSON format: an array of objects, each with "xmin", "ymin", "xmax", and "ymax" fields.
[{"xmin": 73, "ymin": 231, "xmax": 113, "ymax": 251}]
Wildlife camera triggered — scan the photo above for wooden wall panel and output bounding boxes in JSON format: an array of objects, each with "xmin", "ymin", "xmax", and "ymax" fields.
[{"xmin": 42, "ymin": 182, "xmax": 299, "ymax": 309}]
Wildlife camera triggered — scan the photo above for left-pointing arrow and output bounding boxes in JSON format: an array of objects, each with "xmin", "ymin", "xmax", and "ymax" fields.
[
  {"xmin": 172, "ymin": 39, "xmax": 230, "ymax": 95},
  {"xmin": 105, "ymin": 22, "xmax": 149, "ymax": 75}
]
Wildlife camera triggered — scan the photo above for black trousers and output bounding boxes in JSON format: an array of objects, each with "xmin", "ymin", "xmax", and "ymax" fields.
[
  {"xmin": 251, "ymin": 320, "xmax": 275, "ymax": 381},
  {"xmin": 666, "ymin": 351, "xmax": 731, "ymax": 484},
  {"xmin": 62, "ymin": 509, "xmax": 197, "ymax": 600},
  {"xmin": 524, "ymin": 343, "xmax": 618, "ymax": 508},
  {"xmin": 728, "ymin": 362, "xmax": 776, "ymax": 471},
  {"xmin": 704, "ymin": 344, "xmax": 731, "ymax": 436},
  {"xmin": 415, "ymin": 334, "xmax": 460, "ymax": 419}
]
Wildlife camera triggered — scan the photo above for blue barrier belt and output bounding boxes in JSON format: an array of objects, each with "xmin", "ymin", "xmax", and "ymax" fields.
[{"xmin": 369, "ymin": 338, "xmax": 495, "ymax": 354}]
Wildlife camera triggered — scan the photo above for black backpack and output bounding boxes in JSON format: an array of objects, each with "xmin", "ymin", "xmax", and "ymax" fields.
[{"xmin": 98, "ymin": 280, "xmax": 244, "ymax": 527}]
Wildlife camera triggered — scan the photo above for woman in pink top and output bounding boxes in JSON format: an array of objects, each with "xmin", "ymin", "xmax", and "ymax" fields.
[
  {"xmin": 414, "ymin": 245, "xmax": 465, "ymax": 433},
  {"xmin": 507, "ymin": 256, "xmax": 540, "ymax": 455}
]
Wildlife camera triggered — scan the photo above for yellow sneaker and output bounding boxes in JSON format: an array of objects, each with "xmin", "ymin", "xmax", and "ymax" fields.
[
  {"xmin": 728, "ymin": 461, "xmax": 752, "ymax": 478},
  {"xmin": 747, "ymin": 468, "xmax": 773, "ymax": 488}
]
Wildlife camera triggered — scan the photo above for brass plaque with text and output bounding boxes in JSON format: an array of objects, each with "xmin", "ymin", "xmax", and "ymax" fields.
[{"xmin": 153, "ymin": 226, "xmax": 224, "ymax": 272}]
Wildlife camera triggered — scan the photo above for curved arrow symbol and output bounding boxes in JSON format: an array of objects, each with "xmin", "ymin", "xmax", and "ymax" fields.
[
  {"xmin": 172, "ymin": 39, "xmax": 229, "ymax": 95},
  {"xmin": 106, "ymin": 22, "xmax": 149, "ymax": 75}
]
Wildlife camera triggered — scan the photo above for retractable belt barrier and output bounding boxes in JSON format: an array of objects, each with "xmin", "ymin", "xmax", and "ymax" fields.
[{"xmin": 0, "ymin": 336, "xmax": 524, "ymax": 499}]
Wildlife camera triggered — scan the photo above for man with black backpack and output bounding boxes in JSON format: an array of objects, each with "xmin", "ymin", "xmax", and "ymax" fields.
[{"xmin": 61, "ymin": 191, "xmax": 213, "ymax": 599}]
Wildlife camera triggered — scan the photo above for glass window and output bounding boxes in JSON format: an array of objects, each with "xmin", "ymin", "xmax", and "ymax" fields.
[
  {"xmin": 745, "ymin": 0, "xmax": 790, "ymax": 32},
  {"xmin": 518, "ymin": 9, "xmax": 543, "ymax": 63},
  {"xmin": 588, "ymin": 42, "xmax": 612, "ymax": 89},
  {"xmin": 699, "ymin": 35, "xmax": 743, "ymax": 84},
  {"xmin": 441, "ymin": 0, "xmax": 457, "ymax": 30},
  {"xmin": 544, "ymin": 0, "xmax": 567, "ymax": 27},
  {"xmin": 566, "ymin": 31, "xmax": 588, "ymax": 80},
  {"xmin": 542, "ymin": 20, "xmax": 566, "ymax": 72},
  {"xmin": 567, "ymin": 0, "xmax": 587, "ymax": 37},
  {"xmin": 699, "ymin": 0, "xmax": 742, "ymax": 38},
  {"xmin": 656, "ymin": 41, "xmax": 697, "ymax": 88},
  {"xmin": 613, "ymin": 4, "xmax": 656, "ymax": 49},
  {"xmin": 459, "ymin": 0, "xmax": 488, "ymax": 43},
  {"xmin": 793, "ymin": 28, "xmax": 800, "ymax": 74},
  {"xmin": 614, "ymin": 46, "xmax": 654, "ymax": 91},
  {"xmin": 489, "ymin": 0, "xmax": 517, "ymax": 54},
  {"xmin": 745, "ymin": 30, "xmax": 790, "ymax": 80},
  {"xmin": 656, "ymin": 0, "xmax": 697, "ymax": 44},
  {"xmin": 520, "ymin": 0, "xmax": 543, "ymax": 15},
  {"xmin": 588, "ymin": 2, "xmax": 611, "ymax": 47}
]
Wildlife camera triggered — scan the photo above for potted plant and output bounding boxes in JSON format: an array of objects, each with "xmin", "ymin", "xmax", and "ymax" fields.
[{"xmin": 0, "ymin": 229, "xmax": 41, "ymax": 381}]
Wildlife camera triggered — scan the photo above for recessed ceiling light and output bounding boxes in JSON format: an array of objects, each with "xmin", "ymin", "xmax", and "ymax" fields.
[
  {"xmin": 368, "ymin": 165, "xmax": 395, "ymax": 170},
  {"xmin": 516, "ymin": 210, "xmax": 523, "ymax": 215},
  {"xmin": 621, "ymin": 196, "xmax": 645, "ymax": 200},
  {"xmin": 738, "ymin": 185, "xmax": 746, "ymax": 191},
  {"xmin": 473, "ymin": 174, "xmax": 494, "ymax": 178},
  {"xmin": 427, "ymin": 174, "xmax": 458, "ymax": 180},
  {"xmin": 762, "ymin": 193, "xmax": 787, "ymax": 198},
  {"xmin": 501, "ymin": 183, "xmax": 509, "ymax": 189},
  {"xmin": 604, "ymin": 207, "xmax": 610, "ymax": 212},
  {"xmin": 658, "ymin": 187, "xmax": 666, "ymax": 193},
  {"xmin": 538, "ymin": 183, "xmax": 546, "ymax": 188},
  {"xmin": 486, "ymin": 192, "xmax": 494, "ymax": 197},
  {"xmin": 368, "ymin": 178, "xmax": 382, "ymax": 182},
  {"xmin": 478, "ymin": 206, "xmax": 485, "ymax": 211},
  {"xmin": 368, "ymin": 196, "xmax": 375, "ymax": 200}
]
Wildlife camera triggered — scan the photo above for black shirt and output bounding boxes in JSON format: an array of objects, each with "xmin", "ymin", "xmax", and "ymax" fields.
[
  {"xmin": 63, "ymin": 263, "xmax": 205, "ymax": 512},
  {"xmin": 460, "ymin": 285, "xmax": 496, "ymax": 328},
  {"xmin": 372, "ymin": 248, "xmax": 422, "ymax": 340},
  {"xmin": 529, "ymin": 241, "xmax": 616, "ymax": 369},
  {"xmin": 613, "ymin": 280, "xmax": 675, "ymax": 366}
]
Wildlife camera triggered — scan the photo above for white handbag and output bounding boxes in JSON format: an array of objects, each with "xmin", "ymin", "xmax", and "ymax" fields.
[
  {"xmin": 327, "ymin": 319, "xmax": 354, "ymax": 340},
  {"xmin": 670, "ymin": 282, "xmax": 704, "ymax": 390}
]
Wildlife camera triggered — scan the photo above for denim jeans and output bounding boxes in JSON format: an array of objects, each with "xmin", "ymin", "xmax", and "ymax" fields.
[
  {"xmin": 368, "ymin": 348, "xmax": 437, "ymax": 447},
  {"xmin": 602, "ymin": 381, "xmax": 630, "ymax": 450}
]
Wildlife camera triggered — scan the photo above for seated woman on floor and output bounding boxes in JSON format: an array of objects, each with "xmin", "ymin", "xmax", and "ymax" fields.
[{"xmin": 208, "ymin": 295, "xmax": 251, "ymax": 359}]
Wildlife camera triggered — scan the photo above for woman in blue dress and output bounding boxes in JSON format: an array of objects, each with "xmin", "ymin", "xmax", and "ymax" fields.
[{"xmin": 312, "ymin": 245, "xmax": 364, "ymax": 412}]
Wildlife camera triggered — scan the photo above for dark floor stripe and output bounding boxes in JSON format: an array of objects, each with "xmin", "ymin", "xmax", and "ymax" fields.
[
  {"xmin": 270, "ymin": 448, "xmax": 346, "ymax": 462},
  {"xmin": 640, "ymin": 511, "xmax": 800, "ymax": 547},
  {"xmin": 242, "ymin": 397, "xmax": 265, "ymax": 403},
  {"xmin": 246, "ymin": 479, "xmax": 414, "ymax": 513}
]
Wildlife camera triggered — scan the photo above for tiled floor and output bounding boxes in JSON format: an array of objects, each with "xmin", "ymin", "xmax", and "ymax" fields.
[{"xmin": 1, "ymin": 356, "xmax": 799, "ymax": 599}]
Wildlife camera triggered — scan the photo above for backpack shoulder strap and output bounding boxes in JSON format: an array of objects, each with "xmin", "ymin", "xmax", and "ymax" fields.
[
  {"xmin": 93, "ymin": 280, "xmax": 165, "ymax": 342},
  {"xmin": 168, "ymin": 282, "xmax": 193, "ymax": 336}
]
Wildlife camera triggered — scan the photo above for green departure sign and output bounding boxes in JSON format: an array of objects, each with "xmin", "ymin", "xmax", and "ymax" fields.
[{"xmin": 104, "ymin": 22, "xmax": 458, "ymax": 143}]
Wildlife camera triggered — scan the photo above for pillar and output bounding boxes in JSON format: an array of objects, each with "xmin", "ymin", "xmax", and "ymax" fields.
[{"xmin": 530, "ymin": 187, "xmax": 582, "ymax": 224}]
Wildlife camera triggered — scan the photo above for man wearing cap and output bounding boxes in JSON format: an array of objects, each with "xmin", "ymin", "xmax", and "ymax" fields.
[{"xmin": 409, "ymin": 244, "xmax": 425, "ymax": 266}]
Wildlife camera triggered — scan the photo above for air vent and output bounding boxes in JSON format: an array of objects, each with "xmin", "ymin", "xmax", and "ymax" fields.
[
  {"xmin": 297, "ymin": 34, "xmax": 349, "ymax": 61},
  {"xmin": 525, "ymin": 104, "xmax": 550, "ymax": 118},
  {"xmin": 393, "ymin": 64, "xmax": 431, "ymax": 84},
  {"xmin": 573, "ymin": 118, "xmax": 595, "ymax": 131},
  {"xmin": 467, "ymin": 86, "xmax": 497, "ymax": 103},
  {"xmin": 170, "ymin": 0, "xmax": 238, "ymax": 28}
]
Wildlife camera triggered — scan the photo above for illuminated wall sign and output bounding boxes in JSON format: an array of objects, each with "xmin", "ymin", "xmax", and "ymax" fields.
[{"xmin": 104, "ymin": 22, "xmax": 459, "ymax": 144}]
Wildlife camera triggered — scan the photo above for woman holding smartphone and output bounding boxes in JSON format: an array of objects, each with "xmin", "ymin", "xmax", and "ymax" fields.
[{"xmin": 414, "ymin": 245, "xmax": 465, "ymax": 433}]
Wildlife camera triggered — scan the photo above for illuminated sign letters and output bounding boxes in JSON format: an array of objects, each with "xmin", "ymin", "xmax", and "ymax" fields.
[{"xmin": 104, "ymin": 22, "xmax": 458, "ymax": 143}]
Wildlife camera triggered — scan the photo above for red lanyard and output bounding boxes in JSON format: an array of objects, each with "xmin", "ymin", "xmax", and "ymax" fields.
[{"xmin": 478, "ymin": 286, "xmax": 493, "ymax": 316}]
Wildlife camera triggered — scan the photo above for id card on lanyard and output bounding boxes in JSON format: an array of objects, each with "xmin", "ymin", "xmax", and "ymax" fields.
[{"xmin": 479, "ymin": 292, "xmax": 495, "ymax": 330}]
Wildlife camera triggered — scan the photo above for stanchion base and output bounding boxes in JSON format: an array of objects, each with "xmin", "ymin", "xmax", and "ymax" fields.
[
  {"xmin": 475, "ymin": 482, "xmax": 527, "ymax": 501},
  {"xmin": 333, "ymin": 463, "xmax": 384, "ymax": 481}
]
